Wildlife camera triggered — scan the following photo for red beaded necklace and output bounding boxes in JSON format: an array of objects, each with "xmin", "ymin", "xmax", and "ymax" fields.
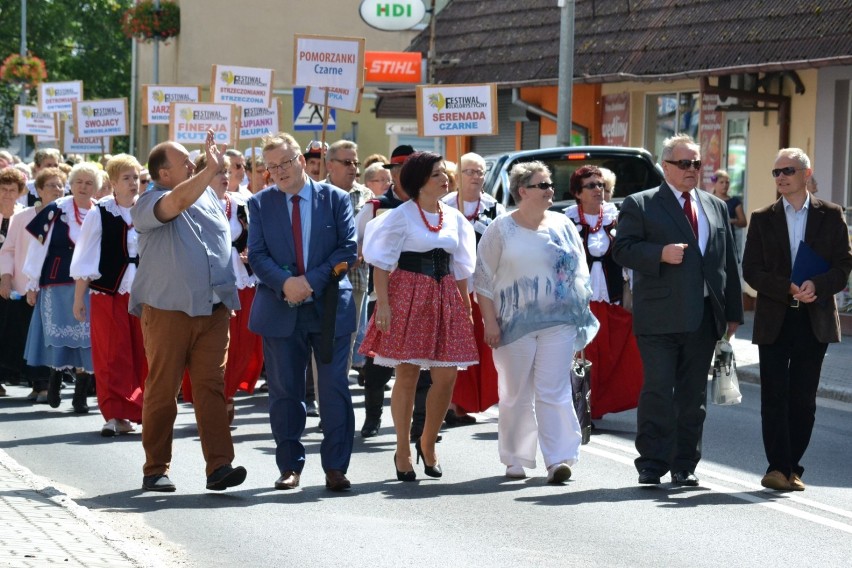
[
  {"xmin": 577, "ymin": 203, "xmax": 604, "ymax": 233},
  {"xmin": 72, "ymin": 199, "xmax": 92, "ymax": 226},
  {"xmin": 456, "ymin": 194, "xmax": 481, "ymax": 222},
  {"xmin": 221, "ymin": 197, "xmax": 232, "ymax": 219},
  {"xmin": 416, "ymin": 200, "xmax": 444, "ymax": 233}
]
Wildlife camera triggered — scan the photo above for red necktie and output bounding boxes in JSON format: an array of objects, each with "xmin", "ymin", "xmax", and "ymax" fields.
[
  {"xmin": 682, "ymin": 192, "xmax": 698, "ymax": 238},
  {"xmin": 291, "ymin": 195, "xmax": 305, "ymax": 275}
]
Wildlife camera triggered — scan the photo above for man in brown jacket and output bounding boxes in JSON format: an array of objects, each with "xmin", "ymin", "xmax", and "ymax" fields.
[{"xmin": 743, "ymin": 147, "xmax": 852, "ymax": 492}]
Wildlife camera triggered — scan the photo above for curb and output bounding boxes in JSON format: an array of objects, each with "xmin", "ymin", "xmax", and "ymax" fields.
[{"xmin": 735, "ymin": 367, "xmax": 852, "ymax": 405}]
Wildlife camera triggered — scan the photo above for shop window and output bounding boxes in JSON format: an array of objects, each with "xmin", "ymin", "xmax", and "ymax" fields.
[{"xmin": 644, "ymin": 92, "xmax": 700, "ymax": 160}]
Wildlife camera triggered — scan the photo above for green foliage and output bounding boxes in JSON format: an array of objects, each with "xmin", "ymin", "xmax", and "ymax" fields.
[{"xmin": 0, "ymin": 0, "xmax": 134, "ymax": 152}]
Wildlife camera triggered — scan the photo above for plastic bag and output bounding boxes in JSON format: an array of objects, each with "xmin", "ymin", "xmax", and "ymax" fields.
[{"xmin": 711, "ymin": 339, "xmax": 742, "ymax": 405}]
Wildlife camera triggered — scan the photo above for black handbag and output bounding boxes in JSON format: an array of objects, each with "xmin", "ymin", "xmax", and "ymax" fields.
[{"xmin": 571, "ymin": 352, "xmax": 592, "ymax": 445}]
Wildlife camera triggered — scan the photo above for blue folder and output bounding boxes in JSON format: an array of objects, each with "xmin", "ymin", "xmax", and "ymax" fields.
[{"xmin": 791, "ymin": 241, "xmax": 830, "ymax": 285}]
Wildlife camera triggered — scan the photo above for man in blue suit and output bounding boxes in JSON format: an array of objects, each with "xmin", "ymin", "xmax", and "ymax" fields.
[{"xmin": 247, "ymin": 132, "xmax": 357, "ymax": 492}]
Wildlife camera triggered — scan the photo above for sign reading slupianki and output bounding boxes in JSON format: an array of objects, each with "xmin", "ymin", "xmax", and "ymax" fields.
[
  {"xmin": 293, "ymin": 34, "xmax": 365, "ymax": 90},
  {"xmin": 61, "ymin": 120, "xmax": 111, "ymax": 154},
  {"xmin": 14, "ymin": 105, "xmax": 58, "ymax": 138},
  {"xmin": 72, "ymin": 99, "xmax": 128, "ymax": 137},
  {"xmin": 170, "ymin": 102, "xmax": 237, "ymax": 145},
  {"xmin": 239, "ymin": 99, "xmax": 282, "ymax": 140},
  {"xmin": 142, "ymin": 85, "xmax": 202, "ymax": 125},
  {"xmin": 305, "ymin": 85, "xmax": 363, "ymax": 113},
  {"xmin": 416, "ymin": 84, "xmax": 497, "ymax": 137},
  {"xmin": 38, "ymin": 81, "xmax": 83, "ymax": 113},
  {"xmin": 211, "ymin": 65, "xmax": 274, "ymax": 108}
]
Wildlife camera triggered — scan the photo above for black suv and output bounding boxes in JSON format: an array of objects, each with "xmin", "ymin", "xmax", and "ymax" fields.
[{"xmin": 483, "ymin": 146, "xmax": 664, "ymax": 210}]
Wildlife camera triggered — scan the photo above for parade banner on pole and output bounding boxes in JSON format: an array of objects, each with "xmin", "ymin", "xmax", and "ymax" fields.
[
  {"xmin": 170, "ymin": 102, "xmax": 237, "ymax": 145},
  {"xmin": 60, "ymin": 120, "xmax": 111, "ymax": 154},
  {"xmin": 238, "ymin": 99, "xmax": 282, "ymax": 141},
  {"xmin": 38, "ymin": 81, "xmax": 83, "ymax": 113},
  {"xmin": 72, "ymin": 99, "xmax": 128, "ymax": 137},
  {"xmin": 142, "ymin": 85, "xmax": 202, "ymax": 125},
  {"xmin": 211, "ymin": 65, "xmax": 274, "ymax": 108},
  {"xmin": 416, "ymin": 84, "xmax": 498, "ymax": 137},
  {"xmin": 293, "ymin": 34, "xmax": 366, "ymax": 90},
  {"xmin": 305, "ymin": 85, "xmax": 363, "ymax": 113},
  {"xmin": 14, "ymin": 105, "xmax": 58, "ymax": 138}
]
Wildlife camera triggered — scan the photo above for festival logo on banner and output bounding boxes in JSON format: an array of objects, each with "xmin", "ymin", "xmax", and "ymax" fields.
[
  {"xmin": 239, "ymin": 99, "xmax": 282, "ymax": 140},
  {"xmin": 416, "ymin": 84, "xmax": 497, "ymax": 137},
  {"xmin": 170, "ymin": 103, "xmax": 236, "ymax": 145},
  {"xmin": 38, "ymin": 81, "xmax": 83, "ymax": 113},
  {"xmin": 14, "ymin": 105, "xmax": 57, "ymax": 138},
  {"xmin": 293, "ymin": 34, "xmax": 365, "ymax": 91},
  {"xmin": 142, "ymin": 85, "xmax": 202, "ymax": 125},
  {"xmin": 72, "ymin": 99, "xmax": 128, "ymax": 137},
  {"xmin": 60, "ymin": 120, "xmax": 110, "ymax": 154},
  {"xmin": 211, "ymin": 65, "xmax": 273, "ymax": 108},
  {"xmin": 305, "ymin": 85, "xmax": 363, "ymax": 113},
  {"xmin": 600, "ymin": 93, "xmax": 630, "ymax": 146},
  {"xmin": 699, "ymin": 93, "xmax": 722, "ymax": 189}
]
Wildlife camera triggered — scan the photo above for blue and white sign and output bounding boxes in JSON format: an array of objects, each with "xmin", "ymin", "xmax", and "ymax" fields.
[{"xmin": 292, "ymin": 87, "xmax": 336, "ymax": 132}]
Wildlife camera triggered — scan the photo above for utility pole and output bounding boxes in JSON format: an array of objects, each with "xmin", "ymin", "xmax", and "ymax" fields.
[
  {"xmin": 148, "ymin": 0, "xmax": 160, "ymax": 153},
  {"xmin": 19, "ymin": 0, "xmax": 27, "ymax": 156},
  {"xmin": 556, "ymin": 0, "xmax": 575, "ymax": 146}
]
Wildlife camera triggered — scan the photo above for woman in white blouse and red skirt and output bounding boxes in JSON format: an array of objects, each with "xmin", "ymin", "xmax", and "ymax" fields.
[{"xmin": 360, "ymin": 151, "xmax": 478, "ymax": 482}]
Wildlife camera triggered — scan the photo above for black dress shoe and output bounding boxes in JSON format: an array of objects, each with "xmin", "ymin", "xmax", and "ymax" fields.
[
  {"xmin": 325, "ymin": 469, "xmax": 351, "ymax": 491},
  {"xmin": 360, "ymin": 418, "xmax": 381, "ymax": 438},
  {"xmin": 638, "ymin": 469, "xmax": 662, "ymax": 485},
  {"xmin": 275, "ymin": 470, "xmax": 301, "ymax": 490},
  {"xmin": 672, "ymin": 470, "xmax": 699, "ymax": 486},
  {"xmin": 142, "ymin": 474, "xmax": 176, "ymax": 492},
  {"xmin": 206, "ymin": 464, "xmax": 247, "ymax": 491},
  {"xmin": 305, "ymin": 401, "xmax": 319, "ymax": 417}
]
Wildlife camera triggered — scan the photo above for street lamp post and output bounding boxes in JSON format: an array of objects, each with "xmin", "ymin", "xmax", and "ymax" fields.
[
  {"xmin": 556, "ymin": 0, "xmax": 575, "ymax": 147},
  {"xmin": 19, "ymin": 0, "xmax": 27, "ymax": 156}
]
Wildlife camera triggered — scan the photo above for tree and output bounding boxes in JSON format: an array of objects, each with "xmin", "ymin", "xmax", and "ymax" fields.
[{"xmin": 0, "ymin": 0, "xmax": 134, "ymax": 152}]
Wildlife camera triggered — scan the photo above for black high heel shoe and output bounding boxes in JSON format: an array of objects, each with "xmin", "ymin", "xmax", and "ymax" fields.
[
  {"xmin": 394, "ymin": 453, "xmax": 416, "ymax": 482},
  {"xmin": 414, "ymin": 439, "xmax": 442, "ymax": 478}
]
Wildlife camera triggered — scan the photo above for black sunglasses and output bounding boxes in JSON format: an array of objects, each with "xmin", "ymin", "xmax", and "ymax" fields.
[
  {"xmin": 581, "ymin": 182, "xmax": 606, "ymax": 190},
  {"xmin": 525, "ymin": 182, "xmax": 554, "ymax": 190},
  {"xmin": 771, "ymin": 166, "xmax": 805, "ymax": 178},
  {"xmin": 665, "ymin": 159, "xmax": 702, "ymax": 171}
]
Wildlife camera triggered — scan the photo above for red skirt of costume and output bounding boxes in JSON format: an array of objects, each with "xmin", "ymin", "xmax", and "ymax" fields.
[
  {"xmin": 451, "ymin": 294, "xmax": 498, "ymax": 412},
  {"xmin": 586, "ymin": 300, "xmax": 643, "ymax": 419},
  {"xmin": 182, "ymin": 287, "xmax": 263, "ymax": 402},
  {"xmin": 359, "ymin": 269, "xmax": 478, "ymax": 367},
  {"xmin": 90, "ymin": 293, "xmax": 146, "ymax": 423}
]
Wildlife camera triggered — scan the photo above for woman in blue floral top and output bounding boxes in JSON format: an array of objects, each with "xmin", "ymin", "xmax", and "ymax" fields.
[{"xmin": 475, "ymin": 161, "xmax": 598, "ymax": 484}]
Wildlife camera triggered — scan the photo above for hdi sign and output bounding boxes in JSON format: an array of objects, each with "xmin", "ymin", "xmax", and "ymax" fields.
[{"xmin": 359, "ymin": 0, "xmax": 426, "ymax": 31}]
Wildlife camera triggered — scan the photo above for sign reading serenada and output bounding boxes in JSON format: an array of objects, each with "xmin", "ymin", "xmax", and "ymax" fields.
[{"xmin": 416, "ymin": 84, "xmax": 498, "ymax": 137}]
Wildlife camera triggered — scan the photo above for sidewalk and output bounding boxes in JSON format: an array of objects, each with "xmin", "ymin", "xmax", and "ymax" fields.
[
  {"xmin": 0, "ymin": 449, "xmax": 144, "ymax": 568},
  {"xmin": 729, "ymin": 310, "xmax": 852, "ymax": 403}
]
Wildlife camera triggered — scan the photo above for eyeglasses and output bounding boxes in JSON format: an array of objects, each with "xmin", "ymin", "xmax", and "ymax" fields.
[
  {"xmin": 331, "ymin": 158, "xmax": 361, "ymax": 168},
  {"xmin": 462, "ymin": 168, "xmax": 485, "ymax": 177},
  {"xmin": 266, "ymin": 156, "xmax": 300, "ymax": 173},
  {"xmin": 771, "ymin": 166, "xmax": 805, "ymax": 178},
  {"xmin": 581, "ymin": 181, "xmax": 606, "ymax": 190},
  {"xmin": 525, "ymin": 182, "xmax": 554, "ymax": 190},
  {"xmin": 664, "ymin": 159, "xmax": 702, "ymax": 171}
]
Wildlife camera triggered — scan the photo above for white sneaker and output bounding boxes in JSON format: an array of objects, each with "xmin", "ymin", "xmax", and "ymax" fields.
[
  {"xmin": 505, "ymin": 465, "xmax": 526, "ymax": 479},
  {"xmin": 116, "ymin": 419, "xmax": 136, "ymax": 434},
  {"xmin": 546, "ymin": 462, "xmax": 572, "ymax": 484},
  {"xmin": 101, "ymin": 419, "xmax": 118, "ymax": 437}
]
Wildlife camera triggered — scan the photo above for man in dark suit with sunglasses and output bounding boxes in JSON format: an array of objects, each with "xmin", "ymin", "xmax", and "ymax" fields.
[
  {"xmin": 613, "ymin": 133, "xmax": 743, "ymax": 487},
  {"xmin": 743, "ymin": 148, "xmax": 852, "ymax": 492}
]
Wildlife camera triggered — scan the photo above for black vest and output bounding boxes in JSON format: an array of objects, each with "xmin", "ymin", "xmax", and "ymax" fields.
[
  {"xmin": 26, "ymin": 203, "xmax": 74, "ymax": 287},
  {"xmin": 576, "ymin": 221, "xmax": 624, "ymax": 303},
  {"xmin": 90, "ymin": 203, "xmax": 137, "ymax": 295}
]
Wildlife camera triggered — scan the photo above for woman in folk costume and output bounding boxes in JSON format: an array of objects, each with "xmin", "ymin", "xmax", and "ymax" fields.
[
  {"xmin": 180, "ymin": 153, "xmax": 263, "ymax": 423},
  {"xmin": 23, "ymin": 162, "xmax": 98, "ymax": 414},
  {"xmin": 440, "ymin": 152, "xmax": 505, "ymax": 425},
  {"xmin": 564, "ymin": 165, "xmax": 643, "ymax": 420}
]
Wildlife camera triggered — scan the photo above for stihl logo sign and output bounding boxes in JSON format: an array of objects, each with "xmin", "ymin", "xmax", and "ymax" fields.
[{"xmin": 365, "ymin": 51, "xmax": 422, "ymax": 84}]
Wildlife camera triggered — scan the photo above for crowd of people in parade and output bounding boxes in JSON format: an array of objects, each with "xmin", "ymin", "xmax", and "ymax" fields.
[{"xmin": 0, "ymin": 131, "xmax": 848, "ymax": 495}]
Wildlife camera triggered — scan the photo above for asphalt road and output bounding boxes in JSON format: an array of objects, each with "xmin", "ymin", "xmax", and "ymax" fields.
[{"xmin": 2, "ymin": 379, "xmax": 851, "ymax": 568}]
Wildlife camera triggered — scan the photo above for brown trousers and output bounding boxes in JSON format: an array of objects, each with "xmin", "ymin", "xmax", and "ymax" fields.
[{"xmin": 140, "ymin": 304, "xmax": 234, "ymax": 477}]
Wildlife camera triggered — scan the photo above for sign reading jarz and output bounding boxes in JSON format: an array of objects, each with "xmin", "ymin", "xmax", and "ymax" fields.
[
  {"xmin": 359, "ymin": 0, "xmax": 426, "ymax": 31},
  {"xmin": 142, "ymin": 85, "xmax": 202, "ymax": 125},
  {"xmin": 416, "ymin": 84, "xmax": 498, "ymax": 137}
]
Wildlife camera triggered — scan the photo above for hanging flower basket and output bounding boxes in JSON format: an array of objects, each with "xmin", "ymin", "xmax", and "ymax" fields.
[
  {"xmin": 121, "ymin": 0, "xmax": 181, "ymax": 43},
  {"xmin": 0, "ymin": 53, "xmax": 48, "ymax": 87}
]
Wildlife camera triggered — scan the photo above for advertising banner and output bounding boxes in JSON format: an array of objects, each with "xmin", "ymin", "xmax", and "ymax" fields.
[
  {"xmin": 699, "ymin": 93, "xmax": 723, "ymax": 189},
  {"xmin": 416, "ymin": 84, "xmax": 497, "ymax": 137},
  {"xmin": 600, "ymin": 93, "xmax": 630, "ymax": 146},
  {"xmin": 365, "ymin": 51, "xmax": 422, "ymax": 84}
]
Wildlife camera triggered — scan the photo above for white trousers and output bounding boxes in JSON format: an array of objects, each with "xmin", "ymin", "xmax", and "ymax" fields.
[{"xmin": 493, "ymin": 325, "xmax": 582, "ymax": 470}]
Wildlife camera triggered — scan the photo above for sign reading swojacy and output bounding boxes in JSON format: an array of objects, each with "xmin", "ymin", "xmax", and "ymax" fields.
[
  {"xmin": 170, "ymin": 102, "xmax": 236, "ymax": 145},
  {"xmin": 142, "ymin": 85, "xmax": 202, "ymax": 124},
  {"xmin": 239, "ymin": 99, "xmax": 282, "ymax": 140},
  {"xmin": 38, "ymin": 81, "xmax": 83, "ymax": 113},
  {"xmin": 72, "ymin": 99, "xmax": 128, "ymax": 137},
  {"xmin": 211, "ymin": 65, "xmax": 274, "ymax": 108},
  {"xmin": 359, "ymin": 0, "xmax": 426, "ymax": 31},
  {"xmin": 60, "ymin": 119, "xmax": 110, "ymax": 154},
  {"xmin": 416, "ymin": 84, "xmax": 498, "ymax": 137},
  {"xmin": 293, "ymin": 34, "xmax": 365, "ymax": 91},
  {"xmin": 305, "ymin": 85, "xmax": 363, "ymax": 113},
  {"xmin": 14, "ymin": 105, "xmax": 57, "ymax": 138}
]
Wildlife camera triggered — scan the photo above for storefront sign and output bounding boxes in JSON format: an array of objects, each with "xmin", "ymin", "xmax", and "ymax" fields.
[
  {"xmin": 211, "ymin": 65, "xmax": 274, "ymax": 108},
  {"xmin": 14, "ymin": 105, "xmax": 57, "ymax": 138},
  {"xmin": 38, "ymin": 81, "xmax": 83, "ymax": 113},
  {"xmin": 365, "ymin": 51, "xmax": 422, "ymax": 84},
  {"xmin": 293, "ymin": 34, "xmax": 365, "ymax": 90},
  {"xmin": 416, "ymin": 84, "xmax": 497, "ymax": 137},
  {"xmin": 359, "ymin": 1, "xmax": 426, "ymax": 31},
  {"xmin": 170, "ymin": 102, "xmax": 237, "ymax": 145},
  {"xmin": 600, "ymin": 93, "xmax": 630, "ymax": 147},
  {"xmin": 72, "ymin": 99, "xmax": 128, "ymax": 138},
  {"xmin": 142, "ymin": 85, "xmax": 202, "ymax": 125},
  {"xmin": 699, "ymin": 93, "xmax": 723, "ymax": 189}
]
